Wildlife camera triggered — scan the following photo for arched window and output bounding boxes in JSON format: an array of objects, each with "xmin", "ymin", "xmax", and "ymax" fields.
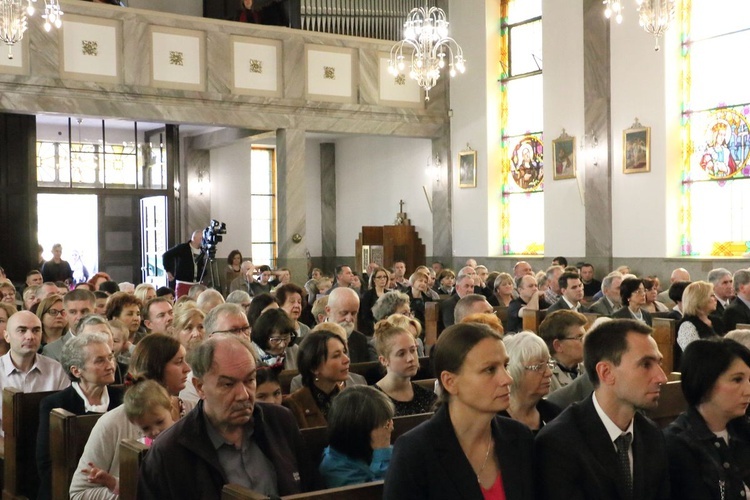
[
  {"xmin": 500, "ymin": 0, "xmax": 544, "ymax": 255},
  {"xmin": 681, "ymin": 0, "xmax": 750, "ymax": 257}
]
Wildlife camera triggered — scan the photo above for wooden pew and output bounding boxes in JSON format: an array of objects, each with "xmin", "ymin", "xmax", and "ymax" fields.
[
  {"xmin": 222, "ymin": 481, "xmax": 384, "ymax": 500},
  {"xmin": 119, "ymin": 438, "xmax": 149, "ymax": 500},
  {"xmin": 581, "ymin": 312, "xmax": 601, "ymax": 330},
  {"xmin": 521, "ymin": 308, "xmax": 547, "ymax": 333},
  {"xmin": 413, "ymin": 378, "xmax": 436, "ymax": 392},
  {"xmin": 424, "ymin": 301, "xmax": 439, "ymax": 353},
  {"xmin": 300, "ymin": 412, "xmax": 433, "ymax": 467},
  {"xmin": 651, "ymin": 317, "xmax": 676, "ymax": 374},
  {"xmin": 2, "ymin": 387, "xmax": 59, "ymax": 500},
  {"xmin": 735, "ymin": 323, "xmax": 750, "ymax": 330},
  {"xmin": 644, "ymin": 380, "xmax": 687, "ymax": 429},
  {"xmin": 49, "ymin": 409, "xmax": 103, "ymax": 500}
]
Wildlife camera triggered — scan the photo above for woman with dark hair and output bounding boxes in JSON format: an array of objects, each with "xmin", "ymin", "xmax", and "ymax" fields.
[
  {"xmin": 246, "ymin": 292, "xmax": 279, "ymax": 331},
  {"xmin": 358, "ymin": 266, "xmax": 389, "ymax": 336},
  {"xmin": 384, "ymin": 323, "xmax": 534, "ymax": 499},
  {"xmin": 664, "ymin": 338, "xmax": 750, "ymax": 500},
  {"xmin": 643, "ymin": 277, "xmax": 669, "ymax": 313},
  {"xmin": 319, "ymin": 386, "xmax": 395, "ymax": 488},
  {"xmin": 256, "ymin": 367, "xmax": 283, "ymax": 405},
  {"xmin": 69, "ymin": 334, "xmax": 193, "ymax": 498},
  {"xmin": 36, "ymin": 294, "xmax": 67, "ymax": 345},
  {"xmin": 677, "ymin": 280, "xmax": 720, "ymax": 353},
  {"xmin": 283, "ymin": 331, "xmax": 350, "ymax": 429},
  {"xmin": 276, "ymin": 283, "xmax": 311, "ymax": 338},
  {"xmin": 612, "ymin": 277, "xmax": 653, "ymax": 326},
  {"xmin": 225, "ymin": 250, "xmax": 243, "ymax": 295},
  {"xmin": 251, "ymin": 308, "xmax": 299, "ymax": 369},
  {"xmin": 373, "ymin": 319, "xmax": 435, "ymax": 416},
  {"xmin": 105, "ymin": 291, "xmax": 143, "ymax": 340},
  {"xmin": 434, "ymin": 269, "xmax": 456, "ymax": 295}
]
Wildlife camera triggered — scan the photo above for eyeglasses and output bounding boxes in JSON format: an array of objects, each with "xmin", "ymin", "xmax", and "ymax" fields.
[
  {"xmin": 268, "ymin": 334, "xmax": 295, "ymax": 345},
  {"xmin": 524, "ymin": 360, "xmax": 556, "ymax": 372},
  {"xmin": 212, "ymin": 325, "xmax": 250, "ymax": 336},
  {"xmin": 560, "ymin": 335, "xmax": 584, "ymax": 342},
  {"xmin": 46, "ymin": 309, "xmax": 66, "ymax": 317}
]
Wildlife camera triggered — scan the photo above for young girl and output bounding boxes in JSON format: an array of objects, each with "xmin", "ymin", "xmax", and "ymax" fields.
[
  {"xmin": 255, "ymin": 367, "xmax": 283, "ymax": 405},
  {"xmin": 124, "ymin": 380, "xmax": 176, "ymax": 445}
]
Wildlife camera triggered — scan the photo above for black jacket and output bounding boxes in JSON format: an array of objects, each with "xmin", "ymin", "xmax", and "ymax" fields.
[
  {"xmin": 162, "ymin": 241, "xmax": 204, "ymax": 284},
  {"xmin": 384, "ymin": 404, "xmax": 534, "ymax": 499},
  {"xmin": 138, "ymin": 400, "xmax": 319, "ymax": 499}
]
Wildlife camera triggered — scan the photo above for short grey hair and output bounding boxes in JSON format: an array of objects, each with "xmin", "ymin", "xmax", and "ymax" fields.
[
  {"xmin": 545, "ymin": 265, "xmax": 564, "ymax": 281},
  {"xmin": 203, "ymin": 302, "xmax": 246, "ymax": 335},
  {"xmin": 503, "ymin": 331, "xmax": 550, "ymax": 392},
  {"xmin": 197, "ymin": 289, "xmax": 225, "ymax": 310},
  {"xmin": 726, "ymin": 329, "xmax": 750, "ymax": 350},
  {"xmin": 707, "ymin": 268, "xmax": 731, "ymax": 285},
  {"xmin": 75, "ymin": 314, "xmax": 112, "ymax": 336},
  {"xmin": 188, "ymin": 333, "xmax": 255, "ymax": 379},
  {"xmin": 61, "ymin": 333, "xmax": 111, "ymax": 381},
  {"xmin": 601, "ymin": 271, "xmax": 623, "ymax": 293},
  {"xmin": 456, "ymin": 266, "xmax": 474, "ymax": 281},
  {"xmin": 455, "ymin": 294, "xmax": 490, "ymax": 323},
  {"xmin": 371, "ymin": 291, "xmax": 410, "ymax": 321},
  {"xmin": 733, "ymin": 270, "xmax": 750, "ymax": 294},
  {"xmin": 226, "ymin": 290, "xmax": 252, "ymax": 305}
]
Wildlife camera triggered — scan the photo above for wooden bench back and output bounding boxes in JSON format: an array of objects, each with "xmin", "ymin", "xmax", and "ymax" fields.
[
  {"xmin": 222, "ymin": 480, "xmax": 384, "ymax": 500},
  {"xmin": 424, "ymin": 301, "xmax": 438, "ymax": 353},
  {"xmin": 581, "ymin": 312, "xmax": 601, "ymax": 330},
  {"xmin": 300, "ymin": 412, "xmax": 433, "ymax": 467},
  {"xmin": 2, "ymin": 387, "xmax": 59, "ymax": 500},
  {"xmin": 521, "ymin": 309, "xmax": 547, "ymax": 334},
  {"xmin": 652, "ymin": 317, "xmax": 676, "ymax": 374},
  {"xmin": 735, "ymin": 323, "xmax": 750, "ymax": 330},
  {"xmin": 118, "ymin": 438, "xmax": 150, "ymax": 500},
  {"xmin": 644, "ymin": 380, "xmax": 687, "ymax": 429},
  {"xmin": 50, "ymin": 409, "xmax": 103, "ymax": 500}
]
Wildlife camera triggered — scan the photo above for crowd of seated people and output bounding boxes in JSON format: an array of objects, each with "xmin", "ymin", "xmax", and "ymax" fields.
[{"xmin": 4, "ymin": 251, "xmax": 750, "ymax": 499}]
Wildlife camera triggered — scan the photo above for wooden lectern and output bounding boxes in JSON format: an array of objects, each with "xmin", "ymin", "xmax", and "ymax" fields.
[{"xmin": 355, "ymin": 225, "xmax": 425, "ymax": 275}]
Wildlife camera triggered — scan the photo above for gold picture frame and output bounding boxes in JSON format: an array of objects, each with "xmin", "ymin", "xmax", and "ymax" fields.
[
  {"xmin": 458, "ymin": 150, "xmax": 477, "ymax": 188},
  {"xmin": 623, "ymin": 120, "xmax": 651, "ymax": 174},
  {"xmin": 552, "ymin": 132, "xmax": 576, "ymax": 180}
]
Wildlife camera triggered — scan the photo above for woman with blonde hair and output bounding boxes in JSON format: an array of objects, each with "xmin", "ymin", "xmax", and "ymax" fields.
[
  {"xmin": 373, "ymin": 320, "xmax": 435, "ymax": 416},
  {"xmin": 490, "ymin": 272, "xmax": 514, "ymax": 308},
  {"xmin": 170, "ymin": 303, "xmax": 205, "ymax": 355},
  {"xmin": 385, "ymin": 313, "xmax": 424, "ymax": 356},
  {"xmin": 677, "ymin": 280, "xmax": 719, "ymax": 353},
  {"xmin": 460, "ymin": 312, "xmax": 504, "ymax": 336},
  {"xmin": 134, "ymin": 283, "xmax": 156, "ymax": 305}
]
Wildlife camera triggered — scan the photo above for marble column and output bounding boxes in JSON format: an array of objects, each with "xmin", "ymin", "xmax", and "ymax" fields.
[
  {"xmin": 432, "ymin": 131, "xmax": 452, "ymax": 263},
  {"xmin": 319, "ymin": 143, "xmax": 337, "ymax": 271},
  {"xmin": 276, "ymin": 128, "xmax": 308, "ymax": 284},
  {"xmin": 583, "ymin": 0, "xmax": 613, "ymax": 271}
]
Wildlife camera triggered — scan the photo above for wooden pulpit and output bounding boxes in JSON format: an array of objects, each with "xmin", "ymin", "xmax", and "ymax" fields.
[{"xmin": 355, "ymin": 225, "xmax": 426, "ymax": 274}]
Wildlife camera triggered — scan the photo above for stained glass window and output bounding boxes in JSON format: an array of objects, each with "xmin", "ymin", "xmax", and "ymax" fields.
[
  {"xmin": 250, "ymin": 147, "xmax": 278, "ymax": 267},
  {"xmin": 681, "ymin": 0, "xmax": 750, "ymax": 257},
  {"xmin": 500, "ymin": 0, "xmax": 543, "ymax": 255}
]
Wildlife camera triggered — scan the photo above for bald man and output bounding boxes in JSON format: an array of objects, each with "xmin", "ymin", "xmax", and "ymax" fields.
[
  {"xmin": 657, "ymin": 268, "xmax": 691, "ymax": 307},
  {"xmin": 162, "ymin": 230, "xmax": 205, "ymax": 286},
  {"xmin": 0, "ymin": 312, "xmax": 69, "ymax": 437}
]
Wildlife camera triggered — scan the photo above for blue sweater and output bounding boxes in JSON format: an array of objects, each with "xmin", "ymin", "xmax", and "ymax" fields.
[{"xmin": 319, "ymin": 445, "xmax": 392, "ymax": 488}]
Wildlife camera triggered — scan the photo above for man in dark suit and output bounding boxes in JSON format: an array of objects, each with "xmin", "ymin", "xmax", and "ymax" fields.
[
  {"xmin": 588, "ymin": 271, "xmax": 623, "ymax": 316},
  {"xmin": 162, "ymin": 231, "xmax": 204, "ymax": 287},
  {"xmin": 547, "ymin": 271, "xmax": 588, "ymax": 313},
  {"xmin": 438, "ymin": 274, "xmax": 475, "ymax": 333},
  {"xmin": 724, "ymin": 269, "xmax": 750, "ymax": 331},
  {"xmin": 535, "ymin": 319, "xmax": 670, "ymax": 500},
  {"xmin": 707, "ymin": 267, "xmax": 733, "ymax": 334}
]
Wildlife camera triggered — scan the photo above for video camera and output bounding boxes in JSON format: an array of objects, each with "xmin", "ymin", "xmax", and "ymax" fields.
[{"xmin": 201, "ymin": 219, "xmax": 227, "ymax": 258}]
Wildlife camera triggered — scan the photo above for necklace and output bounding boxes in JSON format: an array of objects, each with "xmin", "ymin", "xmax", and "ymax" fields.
[{"xmin": 476, "ymin": 434, "xmax": 493, "ymax": 484}]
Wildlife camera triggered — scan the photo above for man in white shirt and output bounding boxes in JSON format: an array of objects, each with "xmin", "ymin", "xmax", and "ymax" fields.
[
  {"xmin": 0, "ymin": 311, "xmax": 70, "ymax": 438},
  {"xmin": 535, "ymin": 319, "xmax": 670, "ymax": 499},
  {"xmin": 547, "ymin": 271, "xmax": 587, "ymax": 313}
]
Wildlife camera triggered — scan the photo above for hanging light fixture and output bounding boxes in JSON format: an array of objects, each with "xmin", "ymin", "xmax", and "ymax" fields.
[
  {"xmin": 388, "ymin": 2, "xmax": 466, "ymax": 101},
  {"xmin": 0, "ymin": 0, "xmax": 63, "ymax": 60},
  {"xmin": 603, "ymin": 0, "xmax": 675, "ymax": 51}
]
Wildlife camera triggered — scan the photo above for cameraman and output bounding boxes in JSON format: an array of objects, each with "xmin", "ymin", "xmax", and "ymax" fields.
[{"xmin": 162, "ymin": 231, "xmax": 205, "ymax": 287}]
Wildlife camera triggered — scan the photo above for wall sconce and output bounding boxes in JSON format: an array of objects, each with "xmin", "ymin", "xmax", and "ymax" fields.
[
  {"xmin": 197, "ymin": 169, "xmax": 209, "ymax": 196},
  {"xmin": 425, "ymin": 154, "xmax": 442, "ymax": 184}
]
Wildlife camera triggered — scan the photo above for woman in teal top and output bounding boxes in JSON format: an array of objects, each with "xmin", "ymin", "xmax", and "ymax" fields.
[{"xmin": 319, "ymin": 386, "xmax": 394, "ymax": 487}]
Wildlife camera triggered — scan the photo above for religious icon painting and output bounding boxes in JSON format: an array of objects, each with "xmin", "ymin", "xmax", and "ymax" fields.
[
  {"xmin": 509, "ymin": 135, "xmax": 543, "ymax": 190},
  {"xmin": 623, "ymin": 122, "xmax": 650, "ymax": 174},
  {"xmin": 692, "ymin": 107, "xmax": 750, "ymax": 180},
  {"xmin": 552, "ymin": 131, "xmax": 576, "ymax": 180},
  {"xmin": 459, "ymin": 150, "xmax": 477, "ymax": 188}
]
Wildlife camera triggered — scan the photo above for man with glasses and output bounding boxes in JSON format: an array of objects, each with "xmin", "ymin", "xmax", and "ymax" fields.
[
  {"xmin": 42, "ymin": 289, "xmax": 96, "ymax": 362},
  {"xmin": 538, "ymin": 310, "xmax": 587, "ymax": 393}
]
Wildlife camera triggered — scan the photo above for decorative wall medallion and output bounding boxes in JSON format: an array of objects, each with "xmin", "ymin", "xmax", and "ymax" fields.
[
  {"xmin": 324, "ymin": 66, "xmax": 336, "ymax": 80},
  {"xmin": 81, "ymin": 40, "xmax": 98, "ymax": 56},
  {"xmin": 395, "ymin": 74, "xmax": 406, "ymax": 85},
  {"xmin": 249, "ymin": 59, "xmax": 263, "ymax": 74},
  {"xmin": 169, "ymin": 51, "xmax": 184, "ymax": 66}
]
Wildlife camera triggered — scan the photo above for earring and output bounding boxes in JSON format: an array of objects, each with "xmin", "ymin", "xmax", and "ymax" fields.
[{"xmin": 314, "ymin": 376, "xmax": 319, "ymax": 382}]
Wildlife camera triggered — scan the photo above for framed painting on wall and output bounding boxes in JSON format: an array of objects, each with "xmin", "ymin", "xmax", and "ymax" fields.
[
  {"xmin": 459, "ymin": 150, "xmax": 477, "ymax": 188},
  {"xmin": 623, "ymin": 120, "xmax": 651, "ymax": 173}
]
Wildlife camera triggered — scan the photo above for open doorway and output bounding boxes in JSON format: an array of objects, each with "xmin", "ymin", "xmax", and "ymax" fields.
[{"xmin": 37, "ymin": 193, "xmax": 99, "ymax": 283}]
